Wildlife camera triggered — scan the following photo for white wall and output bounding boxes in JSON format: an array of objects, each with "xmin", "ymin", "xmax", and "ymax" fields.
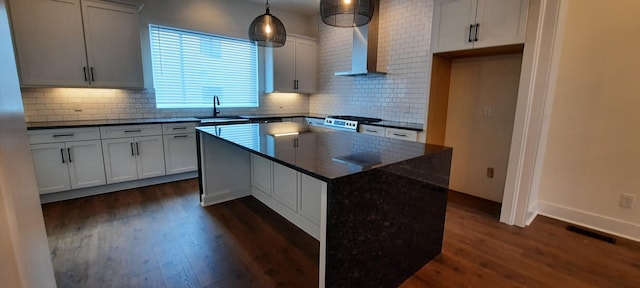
[
  {"xmin": 445, "ymin": 54, "xmax": 522, "ymax": 202},
  {"xmin": 0, "ymin": 0, "xmax": 56, "ymax": 286},
  {"xmin": 536, "ymin": 0, "xmax": 640, "ymax": 240},
  {"xmin": 19, "ymin": 0, "xmax": 318, "ymax": 122},
  {"xmin": 310, "ymin": 0, "xmax": 433, "ymax": 125}
]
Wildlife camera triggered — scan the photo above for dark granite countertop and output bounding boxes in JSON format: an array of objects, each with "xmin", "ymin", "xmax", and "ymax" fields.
[
  {"xmin": 197, "ymin": 122, "xmax": 448, "ymax": 184},
  {"xmin": 26, "ymin": 117, "xmax": 200, "ymax": 130},
  {"xmin": 368, "ymin": 120, "xmax": 424, "ymax": 131},
  {"xmin": 238, "ymin": 113, "xmax": 328, "ymax": 119}
]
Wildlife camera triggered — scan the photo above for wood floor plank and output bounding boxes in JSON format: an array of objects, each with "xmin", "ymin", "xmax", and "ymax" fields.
[{"xmin": 42, "ymin": 179, "xmax": 640, "ymax": 288}]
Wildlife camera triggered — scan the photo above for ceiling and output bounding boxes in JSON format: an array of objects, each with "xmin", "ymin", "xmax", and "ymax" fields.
[{"xmin": 246, "ymin": 0, "xmax": 320, "ymax": 16}]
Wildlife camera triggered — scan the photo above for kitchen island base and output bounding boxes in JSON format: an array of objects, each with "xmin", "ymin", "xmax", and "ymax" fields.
[{"xmin": 197, "ymin": 124, "xmax": 452, "ymax": 288}]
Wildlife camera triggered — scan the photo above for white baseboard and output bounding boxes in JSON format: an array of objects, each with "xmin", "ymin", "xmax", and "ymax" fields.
[
  {"xmin": 200, "ymin": 186, "xmax": 251, "ymax": 206},
  {"xmin": 537, "ymin": 201, "xmax": 640, "ymax": 242},
  {"xmin": 40, "ymin": 172, "xmax": 198, "ymax": 204}
]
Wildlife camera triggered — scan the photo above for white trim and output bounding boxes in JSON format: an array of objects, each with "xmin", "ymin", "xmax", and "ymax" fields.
[
  {"xmin": 200, "ymin": 187, "xmax": 251, "ymax": 206},
  {"xmin": 40, "ymin": 172, "xmax": 197, "ymax": 204},
  {"xmin": 500, "ymin": 0, "xmax": 562, "ymax": 226},
  {"xmin": 538, "ymin": 201, "xmax": 640, "ymax": 242}
]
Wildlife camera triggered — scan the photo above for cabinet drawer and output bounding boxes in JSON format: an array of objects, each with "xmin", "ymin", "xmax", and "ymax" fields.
[
  {"xmin": 385, "ymin": 128, "xmax": 418, "ymax": 141},
  {"xmin": 100, "ymin": 124, "xmax": 162, "ymax": 139},
  {"xmin": 162, "ymin": 122, "xmax": 198, "ymax": 135},
  {"xmin": 28, "ymin": 127, "xmax": 100, "ymax": 144},
  {"xmin": 358, "ymin": 124, "xmax": 386, "ymax": 136}
]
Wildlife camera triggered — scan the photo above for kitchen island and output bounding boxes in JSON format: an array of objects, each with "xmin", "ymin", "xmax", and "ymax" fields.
[{"xmin": 196, "ymin": 122, "xmax": 452, "ymax": 288}]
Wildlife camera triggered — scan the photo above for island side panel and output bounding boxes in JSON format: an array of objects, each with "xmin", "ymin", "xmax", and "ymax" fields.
[
  {"xmin": 325, "ymin": 156, "xmax": 451, "ymax": 287},
  {"xmin": 198, "ymin": 131, "xmax": 251, "ymax": 206}
]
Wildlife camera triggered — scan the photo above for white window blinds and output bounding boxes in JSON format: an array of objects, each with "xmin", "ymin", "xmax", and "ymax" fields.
[{"xmin": 149, "ymin": 25, "xmax": 258, "ymax": 108}]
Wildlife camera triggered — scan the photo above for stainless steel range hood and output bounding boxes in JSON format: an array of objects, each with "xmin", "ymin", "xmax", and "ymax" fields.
[{"xmin": 334, "ymin": 1, "xmax": 386, "ymax": 77}]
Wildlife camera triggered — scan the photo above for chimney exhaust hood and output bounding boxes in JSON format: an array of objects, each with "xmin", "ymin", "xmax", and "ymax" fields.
[{"xmin": 334, "ymin": 1, "xmax": 386, "ymax": 77}]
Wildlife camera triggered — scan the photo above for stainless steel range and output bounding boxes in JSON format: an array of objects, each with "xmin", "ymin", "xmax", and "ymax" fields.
[{"xmin": 324, "ymin": 116, "xmax": 382, "ymax": 131}]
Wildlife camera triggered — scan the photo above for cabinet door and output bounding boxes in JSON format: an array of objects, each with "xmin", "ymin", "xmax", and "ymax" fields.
[
  {"xmin": 81, "ymin": 0, "xmax": 143, "ymax": 88},
  {"xmin": 294, "ymin": 38, "xmax": 317, "ymax": 93},
  {"xmin": 102, "ymin": 138, "xmax": 138, "ymax": 184},
  {"xmin": 251, "ymin": 154, "xmax": 272, "ymax": 195},
  {"xmin": 474, "ymin": 0, "xmax": 528, "ymax": 49},
  {"xmin": 135, "ymin": 136, "xmax": 166, "ymax": 179},
  {"xmin": 298, "ymin": 173, "xmax": 323, "ymax": 225},
  {"xmin": 432, "ymin": 0, "xmax": 477, "ymax": 53},
  {"xmin": 30, "ymin": 143, "xmax": 71, "ymax": 194},
  {"xmin": 271, "ymin": 40, "xmax": 296, "ymax": 92},
  {"xmin": 266, "ymin": 134, "xmax": 296, "ymax": 164},
  {"xmin": 9, "ymin": 0, "xmax": 89, "ymax": 86},
  {"xmin": 295, "ymin": 133, "xmax": 317, "ymax": 169},
  {"xmin": 163, "ymin": 133, "xmax": 197, "ymax": 175},
  {"xmin": 272, "ymin": 162, "xmax": 298, "ymax": 211},
  {"xmin": 66, "ymin": 140, "xmax": 106, "ymax": 189}
]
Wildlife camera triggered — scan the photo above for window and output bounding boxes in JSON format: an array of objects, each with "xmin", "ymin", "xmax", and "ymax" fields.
[{"xmin": 149, "ymin": 25, "xmax": 258, "ymax": 108}]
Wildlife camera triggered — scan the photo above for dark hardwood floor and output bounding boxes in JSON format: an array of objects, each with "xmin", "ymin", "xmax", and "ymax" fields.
[{"xmin": 42, "ymin": 179, "xmax": 640, "ymax": 288}]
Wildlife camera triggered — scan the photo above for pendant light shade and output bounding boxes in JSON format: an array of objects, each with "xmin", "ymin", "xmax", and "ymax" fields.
[
  {"xmin": 320, "ymin": 0, "xmax": 374, "ymax": 27},
  {"xmin": 248, "ymin": 1, "xmax": 286, "ymax": 47}
]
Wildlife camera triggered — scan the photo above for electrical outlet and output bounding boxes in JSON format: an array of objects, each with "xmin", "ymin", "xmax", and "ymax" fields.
[
  {"xmin": 619, "ymin": 193, "xmax": 635, "ymax": 208},
  {"xmin": 483, "ymin": 107, "xmax": 492, "ymax": 117},
  {"xmin": 486, "ymin": 167, "xmax": 494, "ymax": 178}
]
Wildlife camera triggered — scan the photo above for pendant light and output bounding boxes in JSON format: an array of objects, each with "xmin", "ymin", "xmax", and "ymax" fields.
[
  {"xmin": 320, "ymin": 0, "xmax": 374, "ymax": 27},
  {"xmin": 248, "ymin": 0, "xmax": 286, "ymax": 47}
]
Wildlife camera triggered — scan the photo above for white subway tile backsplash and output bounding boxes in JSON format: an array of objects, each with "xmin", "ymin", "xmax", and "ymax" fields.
[
  {"xmin": 21, "ymin": 87, "xmax": 310, "ymax": 122},
  {"xmin": 310, "ymin": 0, "xmax": 433, "ymax": 124}
]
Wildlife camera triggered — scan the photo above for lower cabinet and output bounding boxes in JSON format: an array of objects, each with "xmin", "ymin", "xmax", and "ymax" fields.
[
  {"xmin": 273, "ymin": 162, "xmax": 298, "ymax": 210},
  {"xmin": 28, "ymin": 122, "xmax": 199, "ymax": 196},
  {"xmin": 30, "ymin": 140, "xmax": 106, "ymax": 194},
  {"xmin": 102, "ymin": 135, "xmax": 166, "ymax": 184},
  {"xmin": 250, "ymin": 154, "xmax": 325, "ymax": 239},
  {"xmin": 163, "ymin": 133, "xmax": 197, "ymax": 174}
]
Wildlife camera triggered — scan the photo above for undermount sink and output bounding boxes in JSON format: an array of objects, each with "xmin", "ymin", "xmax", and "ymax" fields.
[{"xmin": 198, "ymin": 116, "xmax": 250, "ymax": 125}]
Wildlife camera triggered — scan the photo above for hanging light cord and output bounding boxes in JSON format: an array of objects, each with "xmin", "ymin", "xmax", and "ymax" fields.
[{"xmin": 265, "ymin": 0, "xmax": 270, "ymax": 14}]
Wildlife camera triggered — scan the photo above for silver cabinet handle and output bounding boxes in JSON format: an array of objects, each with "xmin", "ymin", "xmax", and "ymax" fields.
[
  {"xmin": 61, "ymin": 148, "xmax": 66, "ymax": 164},
  {"xmin": 365, "ymin": 129, "xmax": 377, "ymax": 133},
  {"xmin": 53, "ymin": 133, "xmax": 74, "ymax": 137},
  {"xmin": 67, "ymin": 147, "xmax": 72, "ymax": 163},
  {"xmin": 174, "ymin": 135, "xmax": 189, "ymax": 138},
  {"xmin": 90, "ymin": 67, "xmax": 95, "ymax": 82},
  {"xmin": 83, "ymin": 67, "xmax": 88, "ymax": 82},
  {"xmin": 130, "ymin": 142, "xmax": 135, "ymax": 156},
  {"xmin": 124, "ymin": 130, "xmax": 141, "ymax": 133},
  {"xmin": 172, "ymin": 127, "xmax": 187, "ymax": 130},
  {"xmin": 136, "ymin": 142, "xmax": 140, "ymax": 155},
  {"xmin": 393, "ymin": 133, "xmax": 407, "ymax": 137}
]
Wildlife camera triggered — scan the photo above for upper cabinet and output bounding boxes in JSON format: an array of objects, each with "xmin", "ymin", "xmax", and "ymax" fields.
[
  {"xmin": 8, "ymin": 0, "xmax": 144, "ymax": 88},
  {"xmin": 431, "ymin": 0, "xmax": 529, "ymax": 53},
  {"xmin": 265, "ymin": 35, "xmax": 317, "ymax": 94}
]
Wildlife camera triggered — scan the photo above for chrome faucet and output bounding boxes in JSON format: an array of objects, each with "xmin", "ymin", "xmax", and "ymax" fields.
[{"xmin": 213, "ymin": 95, "xmax": 220, "ymax": 117}]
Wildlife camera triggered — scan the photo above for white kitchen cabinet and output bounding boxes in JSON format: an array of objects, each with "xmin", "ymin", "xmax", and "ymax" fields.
[
  {"xmin": 273, "ymin": 162, "xmax": 298, "ymax": 211},
  {"xmin": 251, "ymin": 154, "xmax": 272, "ymax": 195},
  {"xmin": 30, "ymin": 143, "xmax": 72, "ymax": 194},
  {"xmin": 135, "ymin": 136, "xmax": 166, "ymax": 179},
  {"xmin": 162, "ymin": 122, "xmax": 197, "ymax": 175},
  {"xmin": 298, "ymin": 173, "xmax": 323, "ymax": 225},
  {"xmin": 250, "ymin": 154, "xmax": 325, "ymax": 239},
  {"xmin": 163, "ymin": 134, "xmax": 197, "ymax": 175},
  {"xmin": 265, "ymin": 36, "xmax": 317, "ymax": 94},
  {"xmin": 101, "ymin": 125, "xmax": 166, "ymax": 184},
  {"xmin": 8, "ymin": 0, "xmax": 143, "ymax": 87},
  {"xmin": 385, "ymin": 128, "xmax": 418, "ymax": 142},
  {"xmin": 266, "ymin": 132, "xmax": 317, "ymax": 167},
  {"xmin": 432, "ymin": 0, "xmax": 528, "ymax": 53},
  {"xmin": 30, "ymin": 140, "xmax": 106, "ymax": 194},
  {"xmin": 358, "ymin": 124, "xmax": 386, "ymax": 137},
  {"xmin": 101, "ymin": 138, "xmax": 139, "ymax": 183}
]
